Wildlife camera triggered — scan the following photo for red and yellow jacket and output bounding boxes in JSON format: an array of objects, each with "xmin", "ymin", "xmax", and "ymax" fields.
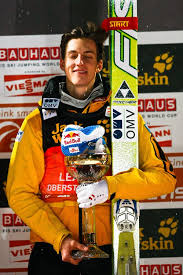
[{"xmin": 6, "ymin": 76, "xmax": 176, "ymax": 254}]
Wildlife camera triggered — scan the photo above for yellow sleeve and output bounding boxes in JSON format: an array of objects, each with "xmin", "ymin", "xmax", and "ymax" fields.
[
  {"xmin": 106, "ymin": 114, "xmax": 176, "ymax": 201},
  {"xmin": 6, "ymin": 108, "xmax": 71, "ymax": 253}
]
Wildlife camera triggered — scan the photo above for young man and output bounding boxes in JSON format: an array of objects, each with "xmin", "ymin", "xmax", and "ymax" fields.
[{"xmin": 6, "ymin": 22, "xmax": 176, "ymax": 275}]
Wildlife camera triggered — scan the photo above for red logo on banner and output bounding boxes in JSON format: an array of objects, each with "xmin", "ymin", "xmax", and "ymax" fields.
[
  {"xmin": 3, "ymin": 214, "xmax": 26, "ymax": 227},
  {"xmin": 0, "ymin": 120, "xmax": 21, "ymax": 152},
  {"xmin": 148, "ymin": 125, "xmax": 172, "ymax": 147},
  {"xmin": 9, "ymin": 240, "xmax": 33, "ymax": 263},
  {"xmin": 138, "ymin": 98, "xmax": 176, "ymax": 112},
  {"xmin": 0, "ymin": 47, "xmax": 60, "ymax": 61},
  {"xmin": 4, "ymin": 74, "xmax": 56, "ymax": 96},
  {"xmin": 140, "ymin": 264, "xmax": 182, "ymax": 275}
]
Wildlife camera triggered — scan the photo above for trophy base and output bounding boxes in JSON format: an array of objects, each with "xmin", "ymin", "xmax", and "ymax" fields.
[{"xmin": 72, "ymin": 244, "xmax": 109, "ymax": 259}]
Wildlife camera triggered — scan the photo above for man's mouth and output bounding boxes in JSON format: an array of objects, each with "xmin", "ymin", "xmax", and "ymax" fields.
[{"xmin": 73, "ymin": 69, "xmax": 87, "ymax": 74}]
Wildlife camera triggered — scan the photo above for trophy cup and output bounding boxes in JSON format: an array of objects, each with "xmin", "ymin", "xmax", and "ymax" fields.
[{"xmin": 62, "ymin": 125, "xmax": 111, "ymax": 259}]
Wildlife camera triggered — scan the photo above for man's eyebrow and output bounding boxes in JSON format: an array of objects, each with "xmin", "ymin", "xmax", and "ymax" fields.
[{"xmin": 67, "ymin": 50, "xmax": 96, "ymax": 54}]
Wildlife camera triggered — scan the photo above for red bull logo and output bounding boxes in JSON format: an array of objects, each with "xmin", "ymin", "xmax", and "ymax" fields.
[
  {"xmin": 64, "ymin": 131, "xmax": 81, "ymax": 145},
  {"xmin": 64, "ymin": 132, "xmax": 79, "ymax": 138}
]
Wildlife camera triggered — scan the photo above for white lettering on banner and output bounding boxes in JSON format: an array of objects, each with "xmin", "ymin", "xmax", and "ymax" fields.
[
  {"xmin": 140, "ymin": 264, "xmax": 182, "ymax": 275},
  {"xmin": 0, "ymin": 108, "xmax": 34, "ymax": 119},
  {"xmin": 4, "ymin": 74, "xmax": 57, "ymax": 96},
  {"xmin": 9, "ymin": 242, "xmax": 33, "ymax": 263},
  {"xmin": 2, "ymin": 213, "xmax": 25, "ymax": 226},
  {"xmin": 0, "ymin": 47, "xmax": 60, "ymax": 61},
  {"xmin": 147, "ymin": 187, "xmax": 183, "ymax": 201},
  {"xmin": 148, "ymin": 125, "xmax": 172, "ymax": 147},
  {"xmin": 47, "ymin": 184, "xmax": 78, "ymax": 192},
  {"xmin": 138, "ymin": 98, "xmax": 176, "ymax": 112},
  {"xmin": 169, "ymin": 156, "xmax": 183, "ymax": 168},
  {"xmin": 5, "ymin": 79, "xmax": 47, "ymax": 92}
]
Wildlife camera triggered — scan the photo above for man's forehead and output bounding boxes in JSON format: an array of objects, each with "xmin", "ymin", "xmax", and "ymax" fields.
[{"xmin": 66, "ymin": 38, "xmax": 97, "ymax": 54}]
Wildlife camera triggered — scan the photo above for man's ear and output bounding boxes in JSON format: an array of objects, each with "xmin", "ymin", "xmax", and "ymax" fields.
[
  {"xmin": 96, "ymin": 60, "xmax": 103, "ymax": 73},
  {"xmin": 60, "ymin": 59, "xmax": 65, "ymax": 71}
]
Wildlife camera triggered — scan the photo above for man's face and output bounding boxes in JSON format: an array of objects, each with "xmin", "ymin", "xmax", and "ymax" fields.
[{"xmin": 60, "ymin": 38, "xmax": 103, "ymax": 99}]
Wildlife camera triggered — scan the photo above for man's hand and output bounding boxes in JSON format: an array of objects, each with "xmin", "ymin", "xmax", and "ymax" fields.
[
  {"xmin": 60, "ymin": 236, "xmax": 88, "ymax": 265},
  {"xmin": 76, "ymin": 179, "xmax": 109, "ymax": 208}
]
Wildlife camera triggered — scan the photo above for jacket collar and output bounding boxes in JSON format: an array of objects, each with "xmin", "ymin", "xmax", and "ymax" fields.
[{"xmin": 59, "ymin": 74, "xmax": 104, "ymax": 109}]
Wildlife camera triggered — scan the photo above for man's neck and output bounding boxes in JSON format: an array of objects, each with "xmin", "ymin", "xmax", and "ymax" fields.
[{"xmin": 66, "ymin": 79, "xmax": 95, "ymax": 100}]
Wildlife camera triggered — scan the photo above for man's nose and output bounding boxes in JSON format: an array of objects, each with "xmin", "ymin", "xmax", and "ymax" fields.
[{"xmin": 75, "ymin": 55, "xmax": 84, "ymax": 65}]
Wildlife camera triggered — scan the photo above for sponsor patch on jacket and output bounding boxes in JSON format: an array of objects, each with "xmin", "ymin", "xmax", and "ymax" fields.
[
  {"xmin": 105, "ymin": 106, "xmax": 110, "ymax": 117},
  {"xmin": 42, "ymin": 109, "xmax": 57, "ymax": 120},
  {"xmin": 15, "ymin": 130, "xmax": 24, "ymax": 142},
  {"xmin": 42, "ymin": 98, "xmax": 60, "ymax": 109}
]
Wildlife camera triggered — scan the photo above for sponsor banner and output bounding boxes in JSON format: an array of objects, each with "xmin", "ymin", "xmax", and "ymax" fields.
[
  {"xmin": 0, "ymin": 103, "xmax": 37, "ymax": 157},
  {"xmin": 0, "ymin": 208, "xmax": 30, "ymax": 240},
  {"xmin": 138, "ymin": 92, "xmax": 183, "ymax": 154},
  {"xmin": 140, "ymin": 259, "xmax": 183, "ymax": 275},
  {"xmin": 0, "ymin": 35, "xmax": 63, "ymax": 101},
  {"xmin": 141, "ymin": 153, "xmax": 183, "ymax": 206},
  {"xmin": 9, "ymin": 240, "xmax": 33, "ymax": 263},
  {"xmin": 140, "ymin": 209, "xmax": 183, "ymax": 258},
  {"xmin": 0, "ymin": 208, "xmax": 30, "ymax": 271},
  {"xmin": 138, "ymin": 43, "xmax": 183, "ymax": 93},
  {"xmin": 4, "ymin": 74, "xmax": 56, "ymax": 97},
  {"xmin": 0, "ymin": 239, "xmax": 31, "ymax": 272}
]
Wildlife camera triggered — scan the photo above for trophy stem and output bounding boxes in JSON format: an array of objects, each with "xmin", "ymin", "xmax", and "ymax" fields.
[
  {"xmin": 72, "ymin": 205, "xmax": 109, "ymax": 259},
  {"xmin": 64, "ymin": 152, "xmax": 111, "ymax": 260}
]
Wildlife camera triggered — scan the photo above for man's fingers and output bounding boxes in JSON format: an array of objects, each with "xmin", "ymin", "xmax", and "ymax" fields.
[
  {"xmin": 74, "ymin": 241, "xmax": 88, "ymax": 252},
  {"xmin": 61, "ymin": 237, "xmax": 89, "ymax": 265},
  {"xmin": 69, "ymin": 257, "xmax": 82, "ymax": 265},
  {"xmin": 62, "ymin": 251, "xmax": 81, "ymax": 265}
]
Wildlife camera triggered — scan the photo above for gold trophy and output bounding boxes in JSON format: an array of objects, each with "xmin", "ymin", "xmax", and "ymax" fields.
[{"xmin": 64, "ymin": 139, "xmax": 111, "ymax": 259}]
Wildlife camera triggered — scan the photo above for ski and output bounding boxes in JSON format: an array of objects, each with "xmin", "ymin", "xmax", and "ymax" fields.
[{"xmin": 104, "ymin": 0, "xmax": 139, "ymax": 274}]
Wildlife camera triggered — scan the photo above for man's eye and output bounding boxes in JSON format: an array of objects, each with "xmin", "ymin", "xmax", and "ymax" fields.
[
  {"xmin": 84, "ymin": 55, "xmax": 93, "ymax": 59},
  {"xmin": 70, "ymin": 55, "xmax": 77, "ymax": 59}
]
